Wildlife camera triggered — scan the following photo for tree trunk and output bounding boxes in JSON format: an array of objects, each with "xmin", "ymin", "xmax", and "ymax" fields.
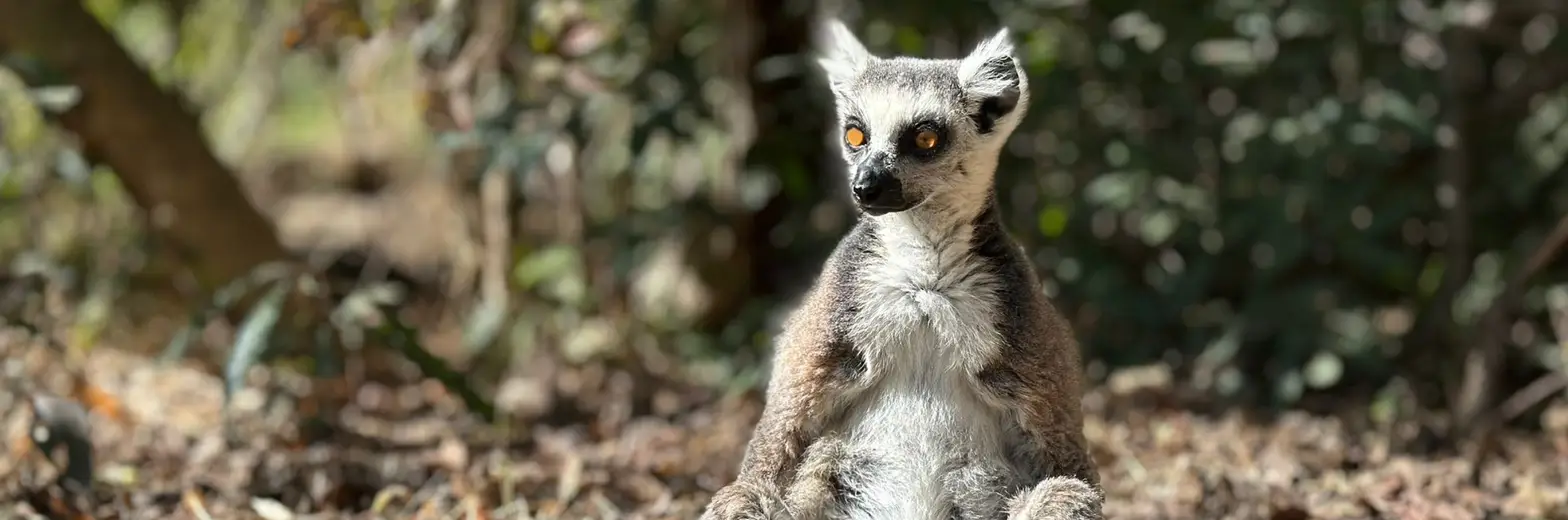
[
  {"xmin": 732, "ymin": 0, "xmax": 840, "ymax": 298},
  {"xmin": 0, "ymin": 0, "xmax": 289, "ymax": 291}
]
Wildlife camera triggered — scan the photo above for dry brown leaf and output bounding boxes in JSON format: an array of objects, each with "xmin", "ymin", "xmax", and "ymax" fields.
[
  {"xmin": 415, "ymin": 498, "xmax": 444, "ymax": 520},
  {"xmin": 71, "ymin": 377, "xmax": 127, "ymax": 426},
  {"xmin": 556, "ymin": 452, "xmax": 584, "ymax": 507},
  {"xmin": 183, "ymin": 488, "xmax": 215, "ymax": 520}
]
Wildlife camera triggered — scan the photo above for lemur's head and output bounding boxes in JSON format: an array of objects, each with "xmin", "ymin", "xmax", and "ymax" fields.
[{"xmin": 816, "ymin": 19, "xmax": 1029, "ymax": 217}]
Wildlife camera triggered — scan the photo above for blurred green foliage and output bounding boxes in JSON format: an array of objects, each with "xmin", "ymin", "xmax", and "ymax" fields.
[{"xmin": 3, "ymin": 0, "xmax": 1568, "ymax": 420}]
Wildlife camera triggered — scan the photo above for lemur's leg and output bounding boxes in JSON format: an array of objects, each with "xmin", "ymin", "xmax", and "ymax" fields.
[
  {"xmin": 1006, "ymin": 476, "xmax": 1103, "ymax": 520},
  {"xmin": 702, "ymin": 481, "xmax": 794, "ymax": 520}
]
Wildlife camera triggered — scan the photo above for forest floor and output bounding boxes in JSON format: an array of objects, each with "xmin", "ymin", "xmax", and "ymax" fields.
[{"xmin": 3, "ymin": 329, "xmax": 1568, "ymax": 520}]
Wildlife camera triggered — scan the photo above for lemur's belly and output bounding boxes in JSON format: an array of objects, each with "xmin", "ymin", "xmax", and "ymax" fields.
[
  {"xmin": 832, "ymin": 241, "xmax": 1022, "ymax": 518},
  {"xmin": 833, "ymin": 348, "xmax": 1021, "ymax": 519}
]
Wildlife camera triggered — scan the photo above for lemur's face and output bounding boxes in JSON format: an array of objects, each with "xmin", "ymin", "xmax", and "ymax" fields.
[{"xmin": 817, "ymin": 21, "xmax": 1029, "ymax": 216}]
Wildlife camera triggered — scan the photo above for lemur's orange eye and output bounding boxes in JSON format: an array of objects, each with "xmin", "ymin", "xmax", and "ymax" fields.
[
  {"xmin": 845, "ymin": 127, "xmax": 866, "ymax": 148},
  {"xmin": 914, "ymin": 130, "xmax": 940, "ymax": 150}
]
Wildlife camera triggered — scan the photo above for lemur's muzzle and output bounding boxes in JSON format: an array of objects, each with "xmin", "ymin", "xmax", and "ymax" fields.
[{"xmin": 851, "ymin": 162, "xmax": 910, "ymax": 215}]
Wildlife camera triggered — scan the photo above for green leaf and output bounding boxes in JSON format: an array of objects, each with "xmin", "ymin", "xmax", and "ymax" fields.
[
  {"xmin": 513, "ymin": 245, "xmax": 581, "ymax": 291},
  {"xmin": 1303, "ymin": 351, "xmax": 1343, "ymax": 389},
  {"xmin": 0, "ymin": 53, "xmax": 71, "ymax": 87},
  {"xmin": 28, "ymin": 86, "xmax": 82, "ymax": 114},
  {"xmin": 1274, "ymin": 369, "xmax": 1305, "ymax": 404},
  {"xmin": 159, "ymin": 324, "xmax": 199, "ymax": 364},
  {"xmin": 161, "ymin": 261, "xmax": 295, "ymax": 365},
  {"xmin": 1037, "ymin": 205, "xmax": 1070, "ymax": 238},
  {"xmin": 313, "ymin": 322, "xmax": 341, "ymax": 377},
  {"xmin": 463, "ymin": 299, "xmax": 507, "ymax": 353},
  {"xmin": 223, "ymin": 279, "xmax": 292, "ymax": 407},
  {"xmin": 1139, "ymin": 210, "xmax": 1178, "ymax": 246}
]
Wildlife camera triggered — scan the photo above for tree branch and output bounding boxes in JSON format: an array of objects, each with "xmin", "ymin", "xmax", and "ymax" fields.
[
  {"xmin": 1448, "ymin": 2, "xmax": 1568, "ymax": 441},
  {"xmin": 1414, "ymin": 26, "xmax": 1485, "ymax": 420},
  {"xmin": 1459, "ymin": 214, "xmax": 1568, "ymax": 479},
  {"xmin": 0, "ymin": 0, "xmax": 290, "ymax": 290},
  {"xmin": 436, "ymin": 0, "xmax": 512, "ymax": 130}
]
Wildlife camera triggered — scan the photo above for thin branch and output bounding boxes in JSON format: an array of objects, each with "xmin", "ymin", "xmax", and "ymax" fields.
[
  {"xmin": 479, "ymin": 163, "xmax": 511, "ymax": 313},
  {"xmin": 1497, "ymin": 373, "xmax": 1568, "ymax": 423},
  {"xmin": 1459, "ymin": 214, "xmax": 1568, "ymax": 437},
  {"xmin": 438, "ymin": 0, "xmax": 513, "ymax": 130}
]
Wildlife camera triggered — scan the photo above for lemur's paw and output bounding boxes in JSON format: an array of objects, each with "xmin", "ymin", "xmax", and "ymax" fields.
[
  {"xmin": 783, "ymin": 437, "xmax": 851, "ymax": 518},
  {"xmin": 701, "ymin": 481, "xmax": 792, "ymax": 520},
  {"xmin": 1007, "ymin": 476, "xmax": 1103, "ymax": 520}
]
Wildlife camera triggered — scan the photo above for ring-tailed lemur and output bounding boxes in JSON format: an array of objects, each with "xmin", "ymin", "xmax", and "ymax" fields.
[{"xmin": 701, "ymin": 18, "xmax": 1103, "ymax": 520}]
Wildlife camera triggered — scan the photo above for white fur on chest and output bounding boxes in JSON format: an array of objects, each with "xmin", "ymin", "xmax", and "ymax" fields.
[
  {"xmin": 851, "ymin": 214, "xmax": 1004, "ymax": 373},
  {"xmin": 837, "ymin": 215, "xmax": 1010, "ymax": 519}
]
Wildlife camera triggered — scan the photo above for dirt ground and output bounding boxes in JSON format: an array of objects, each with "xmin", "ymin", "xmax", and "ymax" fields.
[{"xmin": 3, "ymin": 330, "xmax": 1567, "ymax": 520}]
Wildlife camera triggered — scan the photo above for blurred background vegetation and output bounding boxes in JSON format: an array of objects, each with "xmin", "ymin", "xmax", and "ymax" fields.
[{"xmin": 3, "ymin": 0, "xmax": 1568, "ymax": 452}]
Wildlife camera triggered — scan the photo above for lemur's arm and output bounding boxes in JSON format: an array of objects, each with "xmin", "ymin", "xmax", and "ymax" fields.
[
  {"xmin": 734, "ymin": 318, "xmax": 858, "ymax": 487},
  {"xmin": 703, "ymin": 249, "xmax": 866, "ymax": 520},
  {"xmin": 976, "ymin": 279, "xmax": 1104, "ymax": 520}
]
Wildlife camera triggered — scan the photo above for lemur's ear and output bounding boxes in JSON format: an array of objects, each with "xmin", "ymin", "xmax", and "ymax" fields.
[
  {"xmin": 959, "ymin": 28, "xmax": 1027, "ymax": 134},
  {"xmin": 817, "ymin": 18, "xmax": 872, "ymax": 93}
]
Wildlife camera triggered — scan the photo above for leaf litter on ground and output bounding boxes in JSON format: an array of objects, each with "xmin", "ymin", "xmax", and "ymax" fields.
[{"xmin": 1, "ymin": 328, "xmax": 1566, "ymax": 519}]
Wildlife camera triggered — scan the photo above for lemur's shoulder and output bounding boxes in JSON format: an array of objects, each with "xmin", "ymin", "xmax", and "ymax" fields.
[
  {"xmin": 768, "ymin": 221, "xmax": 878, "ymax": 385},
  {"xmin": 778, "ymin": 221, "xmax": 875, "ymax": 343},
  {"xmin": 735, "ymin": 223, "xmax": 877, "ymax": 484},
  {"xmin": 968, "ymin": 203, "xmax": 1085, "ymax": 426}
]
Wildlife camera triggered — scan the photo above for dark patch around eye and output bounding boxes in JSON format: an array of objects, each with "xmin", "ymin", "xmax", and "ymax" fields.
[{"xmin": 898, "ymin": 121, "xmax": 948, "ymax": 158}]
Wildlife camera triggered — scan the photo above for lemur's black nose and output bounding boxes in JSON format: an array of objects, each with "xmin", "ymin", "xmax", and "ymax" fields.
[
  {"xmin": 851, "ymin": 176, "xmax": 885, "ymax": 202},
  {"xmin": 851, "ymin": 164, "xmax": 907, "ymax": 215}
]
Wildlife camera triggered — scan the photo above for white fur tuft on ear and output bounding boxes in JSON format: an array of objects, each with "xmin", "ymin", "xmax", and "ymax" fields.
[
  {"xmin": 957, "ymin": 27, "xmax": 1023, "ymax": 97},
  {"xmin": 958, "ymin": 27, "xmax": 1029, "ymax": 135},
  {"xmin": 816, "ymin": 18, "xmax": 872, "ymax": 90}
]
